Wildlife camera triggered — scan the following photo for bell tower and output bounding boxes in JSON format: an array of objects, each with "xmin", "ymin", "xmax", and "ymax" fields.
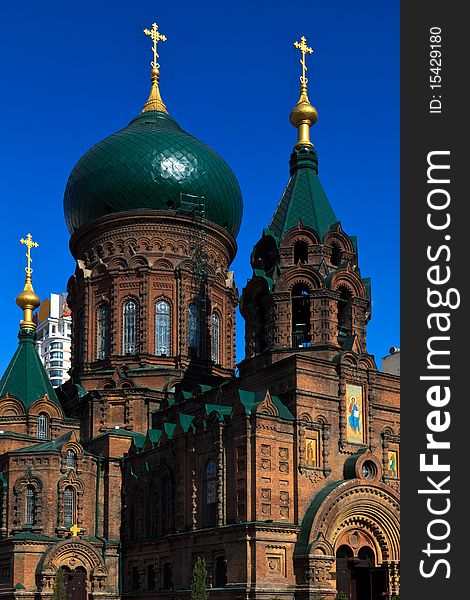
[{"xmin": 239, "ymin": 36, "xmax": 371, "ymax": 375}]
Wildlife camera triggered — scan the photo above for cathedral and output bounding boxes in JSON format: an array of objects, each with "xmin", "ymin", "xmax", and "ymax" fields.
[{"xmin": 0, "ymin": 25, "xmax": 400, "ymax": 600}]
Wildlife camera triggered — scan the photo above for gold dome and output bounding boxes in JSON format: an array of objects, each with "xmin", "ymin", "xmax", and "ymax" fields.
[
  {"xmin": 290, "ymin": 93, "xmax": 318, "ymax": 128},
  {"xmin": 16, "ymin": 275, "xmax": 40, "ymax": 330},
  {"xmin": 289, "ymin": 83, "xmax": 318, "ymax": 147}
]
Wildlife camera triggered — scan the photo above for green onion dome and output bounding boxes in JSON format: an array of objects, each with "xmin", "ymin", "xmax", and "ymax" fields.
[{"xmin": 63, "ymin": 109, "xmax": 243, "ymax": 237}]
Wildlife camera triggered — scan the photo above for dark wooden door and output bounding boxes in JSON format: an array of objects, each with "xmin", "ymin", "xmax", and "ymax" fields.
[
  {"xmin": 371, "ymin": 568, "xmax": 387, "ymax": 600},
  {"xmin": 66, "ymin": 568, "xmax": 86, "ymax": 600}
]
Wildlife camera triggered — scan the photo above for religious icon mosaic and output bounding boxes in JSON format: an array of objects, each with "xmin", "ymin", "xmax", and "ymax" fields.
[
  {"xmin": 388, "ymin": 450, "xmax": 398, "ymax": 477},
  {"xmin": 346, "ymin": 383, "xmax": 364, "ymax": 443},
  {"xmin": 305, "ymin": 438, "xmax": 317, "ymax": 467}
]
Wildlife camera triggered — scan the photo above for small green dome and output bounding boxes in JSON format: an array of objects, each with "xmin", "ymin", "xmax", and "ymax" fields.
[{"xmin": 64, "ymin": 110, "xmax": 243, "ymax": 237}]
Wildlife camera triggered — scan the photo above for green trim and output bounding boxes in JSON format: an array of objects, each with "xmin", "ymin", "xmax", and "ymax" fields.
[
  {"xmin": 343, "ymin": 448, "xmax": 368, "ymax": 479},
  {"xmin": 147, "ymin": 429, "xmax": 162, "ymax": 447},
  {"xmin": 163, "ymin": 422, "xmax": 176, "ymax": 439},
  {"xmin": 179, "ymin": 413, "xmax": 195, "ymax": 432},
  {"xmin": 238, "ymin": 389, "xmax": 294, "ymax": 421},
  {"xmin": 295, "ymin": 480, "xmax": 346, "ymax": 555},
  {"xmin": 205, "ymin": 404, "xmax": 232, "ymax": 421}
]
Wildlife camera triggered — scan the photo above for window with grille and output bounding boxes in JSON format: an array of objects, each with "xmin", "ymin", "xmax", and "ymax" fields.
[
  {"xmin": 25, "ymin": 486, "xmax": 36, "ymax": 525},
  {"xmin": 211, "ymin": 312, "xmax": 221, "ymax": 364},
  {"xmin": 38, "ymin": 413, "xmax": 49, "ymax": 440},
  {"xmin": 66, "ymin": 450, "xmax": 76, "ymax": 468},
  {"xmin": 96, "ymin": 304, "xmax": 109, "ymax": 360},
  {"xmin": 155, "ymin": 301, "xmax": 171, "ymax": 356},
  {"xmin": 63, "ymin": 487, "xmax": 75, "ymax": 527},
  {"xmin": 123, "ymin": 299, "xmax": 138, "ymax": 355}
]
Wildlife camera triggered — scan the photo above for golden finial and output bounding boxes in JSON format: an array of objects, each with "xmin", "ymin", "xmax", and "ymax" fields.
[
  {"xmin": 142, "ymin": 22, "xmax": 168, "ymax": 113},
  {"xmin": 290, "ymin": 35, "xmax": 318, "ymax": 147},
  {"xmin": 16, "ymin": 233, "xmax": 40, "ymax": 330}
]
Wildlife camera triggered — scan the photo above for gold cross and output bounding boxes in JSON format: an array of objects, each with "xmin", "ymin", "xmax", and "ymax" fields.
[
  {"xmin": 143, "ymin": 22, "xmax": 167, "ymax": 69},
  {"xmin": 294, "ymin": 35, "xmax": 314, "ymax": 83},
  {"xmin": 20, "ymin": 233, "xmax": 39, "ymax": 275},
  {"xmin": 69, "ymin": 523, "xmax": 81, "ymax": 537}
]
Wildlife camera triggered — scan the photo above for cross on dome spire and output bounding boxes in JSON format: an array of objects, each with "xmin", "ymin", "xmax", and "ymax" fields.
[
  {"xmin": 290, "ymin": 34, "xmax": 318, "ymax": 148},
  {"xmin": 143, "ymin": 22, "xmax": 167, "ymax": 70},
  {"xmin": 20, "ymin": 233, "xmax": 39, "ymax": 275},
  {"xmin": 141, "ymin": 21, "xmax": 168, "ymax": 114},
  {"xmin": 294, "ymin": 35, "xmax": 314, "ymax": 84}
]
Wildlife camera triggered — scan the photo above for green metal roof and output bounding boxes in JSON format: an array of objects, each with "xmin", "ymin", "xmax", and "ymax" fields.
[
  {"xmin": 163, "ymin": 422, "xmax": 176, "ymax": 439},
  {"xmin": 147, "ymin": 429, "xmax": 162, "ymax": 446},
  {"xmin": 64, "ymin": 110, "xmax": 243, "ymax": 237},
  {"xmin": 0, "ymin": 329, "xmax": 62, "ymax": 412},
  {"xmin": 238, "ymin": 389, "xmax": 294, "ymax": 421},
  {"xmin": 269, "ymin": 145, "xmax": 337, "ymax": 240},
  {"xmin": 179, "ymin": 413, "xmax": 195, "ymax": 432},
  {"xmin": 205, "ymin": 404, "xmax": 232, "ymax": 421},
  {"xmin": 13, "ymin": 431, "xmax": 74, "ymax": 454}
]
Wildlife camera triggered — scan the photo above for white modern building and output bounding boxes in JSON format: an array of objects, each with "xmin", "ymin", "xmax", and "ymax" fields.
[
  {"xmin": 382, "ymin": 346, "xmax": 400, "ymax": 376},
  {"xmin": 36, "ymin": 292, "xmax": 72, "ymax": 387}
]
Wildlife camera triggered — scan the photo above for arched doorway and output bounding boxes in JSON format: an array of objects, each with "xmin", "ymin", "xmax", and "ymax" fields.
[
  {"xmin": 62, "ymin": 566, "xmax": 87, "ymax": 600},
  {"xmin": 335, "ymin": 545, "xmax": 387, "ymax": 600}
]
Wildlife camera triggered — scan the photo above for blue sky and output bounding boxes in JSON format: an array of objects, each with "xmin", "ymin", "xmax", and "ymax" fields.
[{"xmin": 0, "ymin": 0, "xmax": 399, "ymax": 373}]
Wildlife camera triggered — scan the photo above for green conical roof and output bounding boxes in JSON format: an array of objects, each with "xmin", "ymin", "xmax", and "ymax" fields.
[
  {"xmin": 64, "ymin": 110, "xmax": 243, "ymax": 237},
  {"xmin": 0, "ymin": 328, "xmax": 61, "ymax": 411},
  {"xmin": 269, "ymin": 145, "xmax": 337, "ymax": 240}
]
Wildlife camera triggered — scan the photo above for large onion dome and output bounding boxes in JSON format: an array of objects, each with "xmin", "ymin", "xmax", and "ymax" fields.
[{"xmin": 64, "ymin": 54, "xmax": 243, "ymax": 237}]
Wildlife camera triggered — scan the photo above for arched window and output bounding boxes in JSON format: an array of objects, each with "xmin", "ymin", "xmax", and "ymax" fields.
[
  {"xmin": 211, "ymin": 312, "xmax": 221, "ymax": 364},
  {"xmin": 66, "ymin": 450, "xmax": 76, "ymax": 468},
  {"xmin": 331, "ymin": 242, "xmax": 342, "ymax": 266},
  {"xmin": 188, "ymin": 304, "xmax": 200, "ymax": 358},
  {"xmin": 336, "ymin": 544, "xmax": 354, "ymax": 599},
  {"xmin": 38, "ymin": 413, "xmax": 49, "ymax": 440},
  {"xmin": 25, "ymin": 486, "xmax": 36, "ymax": 525},
  {"xmin": 204, "ymin": 460, "xmax": 217, "ymax": 527},
  {"xmin": 358, "ymin": 546, "xmax": 375, "ymax": 567},
  {"xmin": 291, "ymin": 284, "xmax": 311, "ymax": 347},
  {"xmin": 123, "ymin": 299, "xmax": 138, "ymax": 355},
  {"xmin": 294, "ymin": 240, "xmax": 309, "ymax": 265},
  {"xmin": 63, "ymin": 487, "xmax": 75, "ymax": 527},
  {"xmin": 155, "ymin": 301, "xmax": 171, "ymax": 356},
  {"xmin": 338, "ymin": 287, "xmax": 353, "ymax": 342},
  {"xmin": 96, "ymin": 304, "xmax": 109, "ymax": 360}
]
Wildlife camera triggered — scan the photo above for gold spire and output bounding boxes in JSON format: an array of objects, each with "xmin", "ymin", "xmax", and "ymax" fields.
[
  {"xmin": 142, "ymin": 22, "xmax": 168, "ymax": 113},
  {"xmin": 290, "ymin": 35, "xmax": 318, "ymax": 147},
  {"xmin": 16, "ymin": 233, "xmax": 40, "ymax": 330}
]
